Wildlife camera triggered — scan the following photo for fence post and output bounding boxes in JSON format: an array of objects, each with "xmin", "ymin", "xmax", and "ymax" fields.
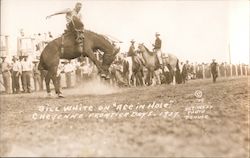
[
  {"xmin": 235, "ymin": 64, "xmax": 238, "ymax": 76},
  {"xmin": 217, "ymin": 66, "xmax": 220, "ymax": 77},
  {"xmin": 248, "ymin": 65, "xmax": 250, "ymax": 76},
  {"xmin": 224, "ymin": 64, "xmax": 227, "ymax": 77},
  {"xmin": 245, "ymin": 65, "xmax": 248, "ymax": 76},
  {"xmin": 240, "ymin": 64, "xmax": 243, "ymax": 76},
  {"xmin": 230, "ymin": 64, "xmax": 233, "ymax": 77},
  {"xmin": 202, "ymin": 64, "xmax": 205, "ymax": 79}
]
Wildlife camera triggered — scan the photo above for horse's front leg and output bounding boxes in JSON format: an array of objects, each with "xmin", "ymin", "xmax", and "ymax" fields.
[
  {"xmin": 172, "ymin": 70, "xmax": 176, "ymax": 85},
  {"xmin": 151, "ymin": 71, "xmax": 156, "ymax": 86},
  {"xmin": 85, "ymin": 49, "xmax": 106, "ymax": 78},
  {"xmin": 45, "ymin": 71, "xmax": 52, "ymax": 97},
  {"xmin": 128, "ymin": 71, "xmax": 133, "ymax": 86}
]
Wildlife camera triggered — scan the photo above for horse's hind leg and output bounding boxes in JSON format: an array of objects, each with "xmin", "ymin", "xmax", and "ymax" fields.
[
  {"xmin": 172, "ymin": 70, "xmax": 176, "ymax": 85},
  {"xmin": 45, "ymin": 71, "xmax": 51, "ymax": 96},
  {"xmin": 50, "ymin": 67, "xmax": 63, "ymax": 97}
]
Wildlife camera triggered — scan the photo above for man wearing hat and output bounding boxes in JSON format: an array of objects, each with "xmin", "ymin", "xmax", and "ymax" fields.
[
  {"xmin": 210, "ymin": 59, "xmax": 218, "ymax": 83},
  {"xmin": 11, "ymin": 56, "xmax": 22, "ymax": 93},
  {"xmin": 152, "ymin": 32, "xmax": 163, "ymax": 66},
  {"xmin": 127, "ymin": 39, "xmax": 136, "ymax": 57},
  {"xmin": 21, "ymin": 55, "xmax": 33, "ymax": 93},
  {"xmin": 33, "ymin": 59, "xmax": 41, "ymax": 91},
  {"xmin": 1, "ymin": 56, "xmax": 12, "ymax": 94}
]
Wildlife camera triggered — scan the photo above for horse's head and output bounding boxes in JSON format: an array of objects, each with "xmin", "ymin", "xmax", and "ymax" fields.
[
  {"xmin": 69, "ymin": 16, "xmax": 85, "ymax": 44},
  {"xmin": 101, "ymin": 42, "xmax": 120, "ymax": 77},
  {"xmin": 110, "ymin": 46, "xmax": 120, "ymax": 62},
  {"xmin": 138, "ymin": 43, "xmax": 146, "ymax": 53}
]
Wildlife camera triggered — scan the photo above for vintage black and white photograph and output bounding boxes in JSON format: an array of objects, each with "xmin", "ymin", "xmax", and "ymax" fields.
[{"xmin": 0, "ymin": 0, "xmax": 249, "ymax": 157}]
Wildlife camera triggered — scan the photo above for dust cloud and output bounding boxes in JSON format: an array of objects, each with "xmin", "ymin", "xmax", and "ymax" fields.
[{"xmin": 64, "ymin": 78, "xmax": 122, "ymax": 95}]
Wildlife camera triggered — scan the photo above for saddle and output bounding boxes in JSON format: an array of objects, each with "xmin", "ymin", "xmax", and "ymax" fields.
[{"xmin": 147, "ymin": 50, "xmax": 155, "ymax": 56}]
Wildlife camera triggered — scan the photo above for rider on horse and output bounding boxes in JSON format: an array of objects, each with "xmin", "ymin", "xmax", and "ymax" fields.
[
  {"xmin": 152, "ymin": 32, "xmax": 164, "ymax": 67},
  {"xmin": 127, "ymin": 40, "xmax": 145, "ymax": 65},
  {"xmin": 46, "ymin": 2, "xmax": 83, "ymax": 34}
]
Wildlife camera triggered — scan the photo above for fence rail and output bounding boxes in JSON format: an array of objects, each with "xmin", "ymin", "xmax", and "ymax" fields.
[{"xmin": 190, "ymin": 64, "xmax": 249, "ymax": 79}]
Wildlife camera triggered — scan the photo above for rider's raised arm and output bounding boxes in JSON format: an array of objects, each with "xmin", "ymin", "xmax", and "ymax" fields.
[{"xmin": 46, "ymin": 8, "xmax": 71, "ymax": 19}]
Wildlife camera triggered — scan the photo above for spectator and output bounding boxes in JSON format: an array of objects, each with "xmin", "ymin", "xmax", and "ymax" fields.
[
  {"xmin": 210, "ymin": 59, "xmax": 218, "ymax": 83},
  {"xmin": 64, "ymin": 60, "xmax": 74, "ymax": 88},
  {"xmin": 82, "ymin": 62, "xmax": 92, "ymax": 81},
  {"xmin": 11, "ymin": 56, "xmax": 22, "ymax": 93},
  {"xmin": 75, "ymin": 60, "xmax": 82, "ymax": 83},
  {"xmin": 1, "ymin": 56, "xmax": 12, "ymax": 94},
  {"xmin": 21, "ymin": 55, "xmax": 33, "ymax": 93},
  {"xmin": 33, "ymin": 59, "xmax": 41, "ymax": 91}
]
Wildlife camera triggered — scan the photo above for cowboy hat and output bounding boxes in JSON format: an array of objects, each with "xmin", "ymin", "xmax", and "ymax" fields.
[
  {"xmin": 21, "ymin": 54, "xmax": 28, "ymax": 57},
  {"xmin": 130, "ymin": 39, "xmax": 135, "ymax": 43},
  {"xmin": 12, "ymin": 56, "xmax": 19, "ymax": 60},
  {"xmin": 155, "ymin": 32, "xmax": 160, "ymax": 36},
  {"xmin": 32, "ymin": 59, "xmax": 39, "ymax": 63}
]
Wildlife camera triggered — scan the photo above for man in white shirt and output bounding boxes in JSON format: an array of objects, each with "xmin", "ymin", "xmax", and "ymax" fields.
[
  {"xmin": 82, "ymin": 62, "xmax": 93, "ymax": 81},
  {"xmin": 64, "ymin": 60, "xmax": 75, "ymax": 88},
  {"xmin": 11, "ymin": 56, "xmax": 22, "ymax": 93},
  {"xmin": 33, "ymin": 59, "xmax": 42, "ymax": 91},
  {"xmin": 1, "ymin": 56, "xmax": 12, "ymax": 94},
  {"xmin": 75, "ymin": 60, "xmax": 82, "ymax": 83},
  {"xmin": 21, "ymin": 55, "xmax": 33, "ymax": 93}
]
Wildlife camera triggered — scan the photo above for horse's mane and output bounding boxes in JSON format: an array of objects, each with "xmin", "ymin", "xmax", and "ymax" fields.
[
  {"xmin": 85, "ymin": 30, "xmax": 113, "ymax": 46},
  {"xmin": 141, "ymin": 44, "xmax": 152, "ymax": 53}
]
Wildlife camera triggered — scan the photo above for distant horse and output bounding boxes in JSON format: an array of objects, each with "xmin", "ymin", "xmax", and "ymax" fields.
[
  {"xmin": 123, "ymin": 54, "xmax": 144, "ymax": 86},
  {"xmin": 137, "ymin": 43, "xmax": 179, "ymax": 85},
  {"xmin": 38, "ymin": 16, "xmax": 120, "ymax": 97}
]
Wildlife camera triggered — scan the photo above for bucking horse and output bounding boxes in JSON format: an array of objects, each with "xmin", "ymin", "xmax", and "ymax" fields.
[{"xmin": 38, "ymin": 16, "xmax": 120, "ymax": 97}]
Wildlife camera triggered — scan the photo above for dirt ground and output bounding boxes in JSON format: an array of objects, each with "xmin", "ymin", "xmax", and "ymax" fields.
[{"xmin": 0, "ymin": 77, "xmax": 249, "ymax": 157}]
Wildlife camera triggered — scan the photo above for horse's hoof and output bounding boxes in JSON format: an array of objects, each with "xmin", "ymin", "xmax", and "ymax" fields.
[
  {"xmin": 100, "ymin": 73, "xmax": 106, "ymax": 78},
  {"xmin": 46, "ymin": 93, "xmax": 53, "ymax": 98},
  {"xmin": 105, "ymin": 75, "xmax": 110, "ymax": 80},
  {"xmin": 58, "ymin": 94, "xmax": 64, "ymax": 98}
]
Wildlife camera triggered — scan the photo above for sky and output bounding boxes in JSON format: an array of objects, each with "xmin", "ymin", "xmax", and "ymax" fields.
[{"xmin": 1, "ymin": 0, "xmax": 249, "ymax": 64}]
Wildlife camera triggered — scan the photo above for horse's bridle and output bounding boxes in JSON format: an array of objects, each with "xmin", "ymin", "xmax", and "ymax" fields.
[
  {"xmin": 74, "ymin": 28, "xmax": 84, "ymax": 44},
  {"xmin": 71, "ymin": 18, "xmax": 84, "ymax": 44}
]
